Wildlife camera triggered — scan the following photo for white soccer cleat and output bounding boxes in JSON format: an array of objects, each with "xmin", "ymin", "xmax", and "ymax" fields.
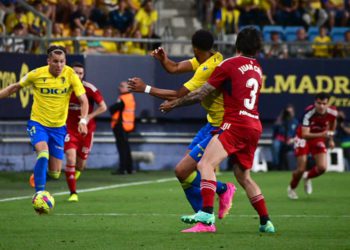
[
  {"xmin": 287, "ymin": 185, "xmax": 299, "ymax": 200},
  {"xmin": 303, "ymin": 172, "xmax": 312, "ymax": 195}
]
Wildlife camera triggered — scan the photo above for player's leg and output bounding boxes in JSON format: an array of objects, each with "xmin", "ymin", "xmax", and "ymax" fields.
[
  {"xmin": 233, "ymin": 165, "xmax": 275, "ymax": 233},
  {"xmin": 75, "ymin": 156, "xmax": 87, "ymax": 180},
  {"xmin": 182, "ymin": 135, "xmax": 227, "ymax": 226},
  {"xmin": 303, "ymin": 152, "xmax": 327, "ymax": 195},
  {"xmin": 47, "ymin": 125, "xmax": 66, "ymax": 180},
  {"xmin": 65, "ymin": 148, "xmax": 78, "ymax": 201},
  {"xmin": 27, "ymin": 121, "xmax": 49, "ymax": 192},
  {"xmin": 288, "ymin": 154, "xmax": 307, "ymax": 199},
  {"xmin": 33, "ymin": 142, "xmax": 49, "ymax": 192},
  {"xmin": 75, "ymin": 132, "xmax": 93, "ymax": 180},
  {"xmin": 175, "ymin": 152, "xmax": 202, "ymax": 212}
]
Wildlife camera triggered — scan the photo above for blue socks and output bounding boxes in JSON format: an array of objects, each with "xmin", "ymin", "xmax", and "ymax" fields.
[
  {"xmin": 34, "ymin": 151, "xmax": 49, "ymax": 192},
  {"xmin": 181, "ymin": 170, "xmax": 228, "ymax": 212}
]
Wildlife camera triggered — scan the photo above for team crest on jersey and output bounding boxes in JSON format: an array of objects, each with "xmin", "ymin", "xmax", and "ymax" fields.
[
  {"xmin": 61, "ymin": 77, "xmax": 66, "ymax": 84},
  {"xmin": 43, "ymin": 78, "xmax": 46, "ymax": 83}
]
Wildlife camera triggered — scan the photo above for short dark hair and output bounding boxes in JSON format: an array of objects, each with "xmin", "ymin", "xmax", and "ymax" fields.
[
  {"xmin": 315, "ymin": 93, "xmax": 330, "ymax": 100},
  {"xmin": 47, "ymin": 45, "xmax": 66, "ymax": 57},
  {"xmin": 236, "ymin": 26, "xmax": 262, "ymax": 57},
  {"xmin": 71, "ymin": 61, "xmax": 84, "ymax": 69},
  {"xmin": 192, "ymin": 29, "xmax": 214, "ymax": 51}
]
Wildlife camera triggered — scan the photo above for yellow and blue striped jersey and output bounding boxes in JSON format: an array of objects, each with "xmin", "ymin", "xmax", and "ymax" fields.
[
  {"xmin": 184, "ymin": 52, "xmax": 224, "ymax": 127},
  {"xmin": 20, "ymin": 65, "xmax": 85, "ymax": 127}
]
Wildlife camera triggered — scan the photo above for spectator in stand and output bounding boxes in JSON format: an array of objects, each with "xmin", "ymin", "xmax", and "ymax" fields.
[
  {"xmin": 275, "ymin": 0, "xmax": 301, "ymax": 26},
  {"xmin": 5, "ymin": 5, "xmax": 28, "ymax": 34},
  {"xmin": 224, "ymin": 0, "xmax": 239, "ymax": 34},
  {"xmin": 290, "ymin": 27, "xmax": 313, "ymax": 58},
  {"xmin": 332, "ymin": 29, "xmax": 350, "ymax": 57},
  {"xmin": 236, "ymin": 0, "xmax": 261, "ymax": 26},
  {"xmin": 264, "ymin": 31, "xmax": 288, "ymax": 59},
  {"xmin": 100, "ymin": 26, "xmax": 118, "ymax": 53},
  {"xmin": 4, "ymin": 22, "xmax": 26, "ymax": 53},
  {"xmin": 312, "ymin": 26, "xmax": 332, "ymax": 58},
  {"xmin": 132, "ymin": 0, "xmax": 158, "ymax": 39},
  {"xmin": 66, "ymin": 27, "xmax": 88, "ymax": 53},
  {"xmin": 121, "ymin": 28, "xmax": 146, "ymax": 55},
  {"xmin": 212, "ymin": 0, "xmax": 227, "ymax": 35},
  {"xmin": 109, "ymin": 0, "xmax": 134, "ymax": 37},
  {"xmin": 343, "ymin": 30, "xmax": 350, "ymax": 57},
  {"xmin": 301, "ymin": 0, "xmax": 328, "ymax": 27},
  {"xmin": 89, "ymin": 0, "xmax": 109, "ymax": 28},
  {"xmin": 259, "ymin": 0, "xmax": 276, "ymax": 25},
  {"xmin": 271, "ymin": 104, "xmax": 299, "ymax": 170},
  {"xmin": 27, "ymin": 1, "xmax": 46, "ymax": 36},
  {"xmin": 70, "ymin": 0, "xmax": 89, "ymax": 32},
  {"xmin": 49, "ymin": 23, "xmax": 68, "ymax": 49},
  {"xmin": 324, "ymin": 0, "xmax": 349, "ymax": 29},
  {"xmin": 127, "ymin": 0, "xmax": 141, "ymax": 13},
  {"xmin": 335, "ymin": 110, "xmax": 350, "ymax": 170}
]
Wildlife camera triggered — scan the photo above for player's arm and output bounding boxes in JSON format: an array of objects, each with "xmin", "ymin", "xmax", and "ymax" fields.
[
  {"xmin": 328, "ymin": 119, "xmax": 337, "ymax": 149},
  {"xmin": 128, "ymin": 77, "xmax": 190, "ymax": 100},
  {"xmin": 151, "ymin": 47, "xmax": 193, "ymax": 74},
  {"xmin": 0, "ymin": 83, "xmax": 22, "ymax": 99},
  {"xmin": 301, "ymin": 126, "xmax": 328, "ymax": 139},
  {"xmin": 159, "ymin": 83, "xmax": 215, "ymax": 112},
  {"xmin": 87, "ymin": 100, "xmax": 107, "ymax": 121},
  {"xmin": 76, "ymin": 93, "xmax": 89, "ymax": 135}
]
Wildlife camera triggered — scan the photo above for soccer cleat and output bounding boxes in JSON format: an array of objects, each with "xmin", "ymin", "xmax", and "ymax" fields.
[
  {"xmin": 181, "ymin": 210, "xmax": 215, "ymax": 225},
  {"xmin": 287, "ymin": 185, "xmax": 298, "ymax": 199},
  {"xmin": 218, "ymin": 182, "xmax": 236, "ymax": 219},
  {"xmin": 259, "ymin": 220, "xmax": 276, "ymax": 233},
  {"xmin": 181, "ymin": 222, "xmax": 216, "ymax": 233},
  {"xmin": 75, "ymin": 170, "xmax": 81, "ymax": 180},
  {"xmin": 303, "ymin": 172, "xmax": 312, "ymax": 195},
  {"xmin": 68, "ymin": 193, "xmax": 79, "ymax": 202},
  {"xmin": 29, "ymin": 174, "xmax": 35, "ymax": 188}
]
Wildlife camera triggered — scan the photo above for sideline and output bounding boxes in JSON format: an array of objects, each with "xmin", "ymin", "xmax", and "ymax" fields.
[{"xmin": 0, "ymin": 177, "xmax": 177, "ymax": 203}]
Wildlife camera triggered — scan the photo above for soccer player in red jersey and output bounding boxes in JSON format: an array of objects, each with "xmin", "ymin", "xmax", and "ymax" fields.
[
  {"xmin": 64, "ymin": 62, "xmax": 107, "ymax": 202},
  {"xmin": 287, "ymin": 93, "xmax": 337, "ymax": 199},
  {"xmin": 160, "ymin": 27, "xmax": 275, "ymax": 233}
]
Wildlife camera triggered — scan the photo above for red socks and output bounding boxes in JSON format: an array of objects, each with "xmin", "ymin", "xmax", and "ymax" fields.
[
  {"xmin": 200, "ymin": 179, "xmax": 217, "ymax": 211},
  {"xmin": 290, "ymin": 172, "xmax": 303, "ymax": 189},
  {"xmin": 250, "ymin": 194, "xmax": 268, "ymax": 218},
  {"xmin": 65, "ymin": 165, "xmax": 76, "ymax": 194},
  {"xmin": 307, "ymin": 166, "xmax": 325, "ymax": 179}
]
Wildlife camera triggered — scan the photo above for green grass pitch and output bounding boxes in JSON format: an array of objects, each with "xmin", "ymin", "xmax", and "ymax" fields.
[{"xmin": 0, "ymin": 170, "xmax": 349, "ymax": 250}]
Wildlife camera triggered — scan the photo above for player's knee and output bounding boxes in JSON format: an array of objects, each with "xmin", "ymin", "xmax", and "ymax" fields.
[
  {"xmin": 48, "ymin": 170, "xmax": 61, "ymax": 180},
  {"xmin": 317, "ymin": 166, "xmax": 326, "ymax": 174}
]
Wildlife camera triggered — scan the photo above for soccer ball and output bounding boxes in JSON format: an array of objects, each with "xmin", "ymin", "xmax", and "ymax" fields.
[{"xmin": 32, "ymin": 191, "xmax": 55, "ymax": 214}]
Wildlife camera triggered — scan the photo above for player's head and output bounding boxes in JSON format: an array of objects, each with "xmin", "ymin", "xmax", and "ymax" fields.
[
  {"xmin": 47, "ymin": 45, "xmax": 66, "ymax": 77},
  {"xmin": 235, "ymin": 26, "xmax": 262, "ymax": 57},
  {"xmin": 191, "ymin": 29, "xmax": 214, "ymax": 57},
  {"xmin": 314, "ymin": 93, "xmax": 330, "ymax": 114},
  {"xmin": 72, "ymin": 62, "xmax": 85, "ymax": 80},
  {"xmin": 119, "ymin": 81, "xmax": 129, "ymax": 94}
]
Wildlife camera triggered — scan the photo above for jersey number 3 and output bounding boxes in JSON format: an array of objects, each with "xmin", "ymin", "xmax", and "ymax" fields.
[{"xmin": 244, "ymin": 78, "xmax": 258, "ymax": 110}]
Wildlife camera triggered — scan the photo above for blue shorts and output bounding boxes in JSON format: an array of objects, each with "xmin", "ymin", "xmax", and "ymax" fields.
[
  {"xmin": 27, "ymin": 120, "xmax": 67, "ymax": 160},
  {"xmin": 188, "ymin": 123, "xmax": 218, "ymax": 162}
]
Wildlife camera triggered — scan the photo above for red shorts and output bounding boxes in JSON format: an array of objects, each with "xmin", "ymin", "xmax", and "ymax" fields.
[
  {"xmin": 217, "ymin": 124, "xmax": 261, "ymax": 170},
  {"xmin": 64, "ymin": 131, "xmax": 94, "ymax": 160},
  {"xmin": 294, "ymin": 136, "xmax": 327, "ymax": 156}
]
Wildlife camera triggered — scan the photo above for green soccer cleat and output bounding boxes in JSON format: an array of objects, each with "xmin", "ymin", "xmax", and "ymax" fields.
[
  {"xmin": 181, "ymin": 211, "xmax": 215, "ymax": 225},
  {"xmin": 259, "ymin": 220, "xmax": 276, "ymax": 233},
  {"xmin": 75, "ymin": 170, "xmax": 81, "ymax": 180}
]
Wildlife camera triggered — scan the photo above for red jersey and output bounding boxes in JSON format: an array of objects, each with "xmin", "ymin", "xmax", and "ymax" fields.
[
  {"xmin": 66, "ymin": 81, "xmax": 104, "ymax": 133},
  {"xmin": 296, "ymin": 105, "xmax": 338, "ymax": 137},
  {"xmin": 208, "ymin": 55, "xmax": 262, "ymax": 132}
]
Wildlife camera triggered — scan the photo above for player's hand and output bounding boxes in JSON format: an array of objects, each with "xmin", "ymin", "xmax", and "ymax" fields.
[
  {"xmin": 328, "ymin": 139, "xmax": 335, "ymax": 149},
  {"xmin": 127, "ymin": 77, "xmax": 146, "ymax": 93},
  {"xmin": 159, "ymin": 100, "xmax": 175, "ymax": 113},
  {"xmin": 78, "ymin": 123, "xmax": 88, "ymax": 136},
  {"xmin": 151, "ymin": 47, "xmax": 167, "ymax": 62}
]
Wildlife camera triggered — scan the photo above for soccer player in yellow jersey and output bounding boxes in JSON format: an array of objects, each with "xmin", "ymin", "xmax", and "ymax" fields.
[
  {"xmin": 0, "ymin": 46, "xmax": 89, "ymax": 195},
  {"xmin": 128, "ymin": 30, "xmax": 236, "ymax": 233}
]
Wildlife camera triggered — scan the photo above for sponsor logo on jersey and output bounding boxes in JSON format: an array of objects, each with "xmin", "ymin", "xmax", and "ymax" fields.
[{"xmin": 40, "ymin": 88, "xmax": 68, "ymax": 94}]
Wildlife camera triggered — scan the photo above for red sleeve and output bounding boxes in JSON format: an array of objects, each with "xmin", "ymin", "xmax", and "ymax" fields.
[
  {"xmin": 92, "ymin": 89, "xmax": 104, "ymax": 104},
  {"xmin": 207, "ymin": 64, "xmax": 230, "ymax": 89}
]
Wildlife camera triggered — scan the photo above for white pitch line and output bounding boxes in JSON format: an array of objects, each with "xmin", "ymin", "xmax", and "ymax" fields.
[
  {"xmin": 53, "ymin": 213, "xmax": 350, "ymax": 219},
  {"xmin": 0, "ymin": 177, "xmax": 177, "ymax": 203}
]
